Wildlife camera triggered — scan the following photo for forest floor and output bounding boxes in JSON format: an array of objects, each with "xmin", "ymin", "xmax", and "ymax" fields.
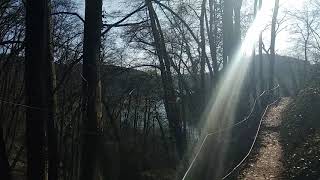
[
  {"xmin": 238, "ymin": 97, "xmax": 291, "ymax": 180},
  {"xmin": 238, "ymin": 79, "xmax": 320, "ymax": 180}
]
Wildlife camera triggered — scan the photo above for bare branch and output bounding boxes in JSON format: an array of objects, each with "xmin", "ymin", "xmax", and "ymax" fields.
[
  {"xmin": 51, "ymin": 12, "xmax": 85, "ymax": 23},
  {"xmin": 101, "ymin": 5, "xmax": 147, "ymax": 36},
  {"xmin": 0, "ymin": 40, "xmax": 23, "ymax": 46},
  {"xmin": 103, "ymin": 20, "xmax": 148, "ymax": 28}
]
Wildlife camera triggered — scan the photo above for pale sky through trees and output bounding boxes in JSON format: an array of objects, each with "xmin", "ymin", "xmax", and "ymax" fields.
[
  {"xmin": 242, "ymin": 0, "xmax": 307, "ymax": 55},
  {"xmin": 276, "ymin": 0, "xmax": 307, "ymax": 54},
  {"xmin": 74, "ymin": 0, "xmax": 307, "ymax": 55}
]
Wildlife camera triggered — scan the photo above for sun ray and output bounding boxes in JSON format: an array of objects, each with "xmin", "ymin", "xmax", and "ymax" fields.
[{"xmin": 183, "ymin": 1, "xmax": 283, "ymax": 179}]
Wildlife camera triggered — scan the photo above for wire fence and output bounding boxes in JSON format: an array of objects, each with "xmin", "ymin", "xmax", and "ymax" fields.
[
  {"xmin": 221, "ymin": 98, "xmax": 279, "ymax": 179},
  {"xmin": 182, "ymin": 85, "xmax": 280, "ymax": 180}
]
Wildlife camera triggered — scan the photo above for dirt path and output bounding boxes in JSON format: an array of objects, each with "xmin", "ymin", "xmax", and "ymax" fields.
[{"xmin": 239, "ymin": 97, "xmax": 291, "ymax": 180}]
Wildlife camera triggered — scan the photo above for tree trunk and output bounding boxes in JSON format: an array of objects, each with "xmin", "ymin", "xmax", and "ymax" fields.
[
  {"xmin": 222, "ymin": 0, "xmax": 233, "ymax": 68},
  {"xmin": 200, "ymin": 0, "xmax": 207, "ymax": 101},
  {"xmin": 208, "ymin": 0, "xmax": 219, "ymax": 82},
  {"xmin": 269, "ymin": 0, "xmax": 279, "ymax": 91},
  {"xmin": 146, "ymin": 0, "xmax": 184, "ymax": 159},
  {"xmin": 25, "ymin": 0, "xmax": 49, "ymax": 179},
  {"xmin": 304, "ymin": 39, "xmax": 308, "ymax": 84},
  {"xmin": 251, "ymin": 0, "xmax": 258, "ymax": 99},
  {"xmin": 259, "ymin": 0, "xmax": 264, "ymax": 93},
  {"xmin": 233, "ymin": 0, "xmax": 243, "ymax": 48},
  {"xmin": 80, "ymin": 0, "xmax": 103, "ymax": 179},
  {"xmin": 47, "ymin": 1, "xmax": 58, "ymax": 179},
  {"xmin": 0, "ymin": 127, "xmax": 11, "ymax": 180}
]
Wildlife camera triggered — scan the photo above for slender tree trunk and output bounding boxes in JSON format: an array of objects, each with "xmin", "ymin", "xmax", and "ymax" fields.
[
  {"xmin": 0, "ymin": 127, "xmax": 11, "ymax": 180},
  {"xmin": 200, "ymin": 0, "xmax": 207, "ymax": 101},
  {"xmin": 146, "ymin": 0, "xmax": 184, "ymax": 159},
  {"xmin": 259, "ymin": 0, "xmax": 264, "ymax": 93},
  {"xmin": 233, "ymin": 0, "xmax": 242, "ymax": 48},
  {"xmin": 47, "ymin": 1, "xmax": 58, "ymax": 179},
  {"xmin": 269, "ymin": 0, "xmax": 279, "ymax": 90},
  {"xmin": 208, "ymin": 0, "xmax": 219, "ymax": 82},
  {"xmin": 80, "ymin": 0, "xmax": 103, "ymax": 179},
  {"xmin": 0, "ymin": 66, "xmax": 12, "ymax": 178},
  {"xmin": 222, "ymin": 0, "xmax": 233, "ymax": 68},
  {"xmin": 25, "ymin": 0, "xmax": 49, "ymax": 179},
  {"xmin": 304, "ymin": 39, "xmax": 308, "ymax": 84},
  {"xmin": 251, "ymin": 0, "xmax": 258, "ymax": 99},
  {"xmin": 142, "ymin": 98, "xmax": 149, "ymax": 169},
  {"xmin": 155, "ymin": 112, "xmax": 170, "ymax": 162}
]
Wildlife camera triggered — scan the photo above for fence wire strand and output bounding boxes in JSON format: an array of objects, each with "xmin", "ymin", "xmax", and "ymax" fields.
[{"xmin": 182, "ymin": 85, "xmax": 280, "ymax": 180}]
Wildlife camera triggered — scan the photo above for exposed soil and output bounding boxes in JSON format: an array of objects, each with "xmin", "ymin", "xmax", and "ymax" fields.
[{"xmin": 238, "ymin": 98, "xmax": 291, "ymax": 180}]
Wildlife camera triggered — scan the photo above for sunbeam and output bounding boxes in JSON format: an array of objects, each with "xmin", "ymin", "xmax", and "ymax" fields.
[
  {"xmin": 183, "ymin": 1, "xmax": 281, "ymax": 179},
  {"xmin": 202, "ymin": 0, "xmax": 276, "ymax": 145}
]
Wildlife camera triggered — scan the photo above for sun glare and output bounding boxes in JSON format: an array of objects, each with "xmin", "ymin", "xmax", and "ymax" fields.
[
  {"xmin": 284, "ymin": 0, "xmax": 306, "ymax": 9},
  {"xmin": 202, "ymin": 0, "xmax": 277, "ymax": 140},
  {"xmin": 183, "ymin": 1, "xmax": 282, "ymax": 179}
]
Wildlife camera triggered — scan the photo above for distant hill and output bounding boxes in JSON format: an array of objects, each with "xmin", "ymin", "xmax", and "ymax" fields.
[
  {"xmin": 253, "ymin": 54, "xmax": 310, "ymax": 96},
  {"xmin": 0, "ymin": 54, "xmax": 312, "ymax": 98}
]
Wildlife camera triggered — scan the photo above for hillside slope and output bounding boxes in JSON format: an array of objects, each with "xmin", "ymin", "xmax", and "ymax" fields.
[{"xmin": 280, "ymin": 79, "xmax": 320, "ymax": 179}]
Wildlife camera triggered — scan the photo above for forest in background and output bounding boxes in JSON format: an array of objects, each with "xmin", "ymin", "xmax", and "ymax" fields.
[{"xmin": 0, "ymin": 0, "xmax": 320, "ymax": 179}]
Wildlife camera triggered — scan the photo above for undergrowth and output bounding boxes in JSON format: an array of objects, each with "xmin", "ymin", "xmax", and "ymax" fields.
[{"xmin": 280, "ymin": 74, "xmax": 320, "ymax": 179}]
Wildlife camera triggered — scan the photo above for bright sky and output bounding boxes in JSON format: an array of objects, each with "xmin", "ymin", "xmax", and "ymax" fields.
[
  {"xmin": 74, "ymin": 0, "xmax": 308, "ymax": 56},
  {"xmin": 271, "ymin": 0, "xmax": 307, "ymax": 55},
  {"xmin": 284, "ymin": 0, "xmax": 306, "ymax": 9},
  {"xmin": 239, "ymin": 0, "xmax": 308, "ymax": 56}
]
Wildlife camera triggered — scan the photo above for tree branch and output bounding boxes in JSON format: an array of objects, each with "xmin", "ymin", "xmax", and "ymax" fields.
[
  {"xmin": 0, "ymin": 40, "xmax": 23, "ymax": 46},
  {"xmin": 51, "ymin": 12, "xmax": 85, "ymax": 23},
  {"xmin": 103, "ymin": 20, "xmax": 148, "ymax": 28},
  {"xmin": 101, "ymin": 5, "xmax": 146, "ymax": 36},
  {"xmin": 155, "ymin": 1, "xmax": 200, "ymax": 44}
]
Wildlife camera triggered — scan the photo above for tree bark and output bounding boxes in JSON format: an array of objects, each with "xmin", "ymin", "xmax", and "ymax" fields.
[
  {"xmin": 233, "ymin": 0, "xmax": 243, "ymax": 48},
  {"xmin": 258, "ymin": 0, "xmax": 264, "ymax": 93},
  {"xmin": 80, "ymin": 0, "xmax": 103, "ymax": 179},
  {"xmin": 25, "ymin": 0, "xmax": 49, "ymax": 179},
  {"xmin": 0, "ymin": 127, "xmax": 11, "ymax": 180},
  {"xmin": 47, "ymin": 1, "xmax": 58, "ymax": 179},
  {"xmin": 200, "ymin": 0, "xmax": 207, "ymax": 99},
  {"xmin": 269, "ymin": 0, "xmax": 279, "ymax": 90},
  {"xmin": 222, "ymin": 0, "xmax": 233, "ymax": 68},
  {"xmin": 251, "ymin": 0, "xmax": 258, "ymax": 99},
  {"xmin": 208, "ymin": 0, "xmax": 219, "ymax": 82}
]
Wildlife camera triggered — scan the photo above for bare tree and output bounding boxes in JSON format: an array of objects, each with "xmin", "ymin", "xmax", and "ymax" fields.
[
  {"xmin": 258, "ymin": 0, "xmax": 264, "ymax": 93},
  {"xmin": 289, "ymin": 1, "xmax": 319, "ymax": 82},
  {"xmin": 25, "ymin": 0, "xmax": 49, "ymax": 179},
  {"xmin": 80, "ymin": 0, "xmax": 103, "ymax": 179},
  {"xmin": 208, "ymin": 0, "xmax": 220, "ymax": 83},
  {"xmin": 145, "ymin": 0, "xmax": 184, "ymax": 159},
  {"xmin": 223, "ymin": 0, "xmax": 233, "ymax": 67},
  {"xmin": 233, "ymin": 0, "xmax": 243, "ymax": 46},
  {"xmin": 47, "ymin": 1, "xmax": 58, "ymax": 180},
  {"xmin": 0, "ymin": 126, "xmax": 10, "ymax": 179},
  {"xmin": 269, "ymin": 0, "xmax": 279, "ymax": 90}
]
